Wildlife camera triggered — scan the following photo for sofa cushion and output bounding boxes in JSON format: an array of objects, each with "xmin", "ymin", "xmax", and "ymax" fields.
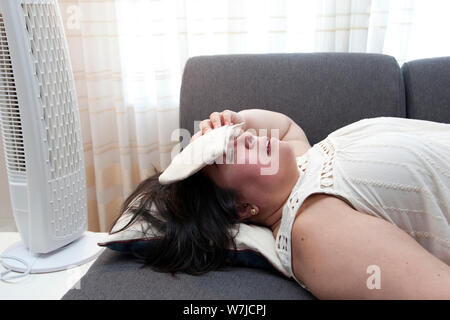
[
  {"xmin": 402, "ymin": 56, "xmax": 450, "ymax": 124},
  {"xmin": 180, "ymin": 53, "xmax": 406, "ymax": 145},
  {"xmin": 62, "ymin": 249, "xmax": 316, "ymax": 300}
]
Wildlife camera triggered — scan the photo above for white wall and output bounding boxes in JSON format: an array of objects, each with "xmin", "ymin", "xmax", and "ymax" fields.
[{"xmin": 0, "ymin": 129, "xmax": 16, "ymax": 231}]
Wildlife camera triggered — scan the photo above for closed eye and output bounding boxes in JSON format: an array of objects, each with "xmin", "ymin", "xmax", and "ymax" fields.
[
  {"xmin": 226, "ymin": 148, "xmax": 234, "ymax": 163},
  {"xmin": 215, "ymin": 136, "xmax": 239, "ymax": 167},
  {"xmin": 225, "ymin": 137, "xmax": 238, "ymax": 163}
]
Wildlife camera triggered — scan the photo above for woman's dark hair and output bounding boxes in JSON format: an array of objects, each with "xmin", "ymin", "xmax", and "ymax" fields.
[{"xmin": 110, "ymin": 169, "xmax": 241, "ymax": 276}]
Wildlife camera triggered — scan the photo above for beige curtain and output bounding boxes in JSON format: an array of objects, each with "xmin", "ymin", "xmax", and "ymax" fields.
[
  {"xmin": 56, "ymin": 0, "xmax": 450, "ymax": 232},
  {"xmin": 59, "ymin": 0, "xmax": 179, "ymax": 232}
]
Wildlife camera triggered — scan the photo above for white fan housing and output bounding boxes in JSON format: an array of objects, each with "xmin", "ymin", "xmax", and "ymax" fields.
[{"xmin": 0, "ymin": 0, "xmax": 103, "ymax": 274}]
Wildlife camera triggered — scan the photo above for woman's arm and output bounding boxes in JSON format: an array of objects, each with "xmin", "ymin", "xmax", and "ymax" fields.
[
  {"xmin": 238, "ymin": 109, "xmax": 311, "ymax": 156},
  {"xmin": 291, "ymin": 194, "xmax": 450, "ymax": 299},
  {"xmin": 195, "ymin": 109, "xmax": 311, "ymax": 155},
  {"xmin": 238, "ymin": 109, "xmax": 310, "ymax": 144}
]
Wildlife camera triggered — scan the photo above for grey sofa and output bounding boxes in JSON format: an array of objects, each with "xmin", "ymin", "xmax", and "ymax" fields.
[{"xmin": 63, "ymin": 53, "xmax": 450, "ymax": 300}]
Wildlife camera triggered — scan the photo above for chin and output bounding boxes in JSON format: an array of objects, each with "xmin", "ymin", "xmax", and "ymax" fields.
[
  {"xmin": 257, "ymin": 140, "xmax": 295, "ymax": 176},
  {"xmin": 279, "ymin": 140, "xmax": 297, "ymax": 161}
]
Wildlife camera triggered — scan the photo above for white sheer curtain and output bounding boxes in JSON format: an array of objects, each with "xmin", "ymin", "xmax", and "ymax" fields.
[
  {"xmin": 314, "ymin": 0, "xmax": 450, "ymax": 64},
  {"xmin": 114, "ymin": 0, "xmax": 450, "ymax": 173},
  {"xmin": 58, "ymin": 0, "xmax": 449, "ymax": 231}
]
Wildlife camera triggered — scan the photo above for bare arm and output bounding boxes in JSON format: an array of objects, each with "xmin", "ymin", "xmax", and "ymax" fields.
[
  {"xmin": 237, "ymin": 109, "xmax": 309, "ymax": 142},
  {"xmin": 291, "ymin": 194, "xmax": 450, "ymax": 299},
  {"xmin": 238, "ymin": 109, "xmax": 311, "ymax": 156},
  {"xmin": 194, "ymin": 108, "xmax": 312, "ymax": 156}
]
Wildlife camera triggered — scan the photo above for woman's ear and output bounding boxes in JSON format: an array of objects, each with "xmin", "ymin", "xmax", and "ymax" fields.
[{"xmin": 236, "ymin": 202, "xmax": 259, "ymax": 220}]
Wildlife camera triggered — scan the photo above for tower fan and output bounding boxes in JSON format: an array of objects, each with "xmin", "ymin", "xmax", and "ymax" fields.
[{"xmin": 0, "ymin": 0, "xmax": 103, "ymax": 275}]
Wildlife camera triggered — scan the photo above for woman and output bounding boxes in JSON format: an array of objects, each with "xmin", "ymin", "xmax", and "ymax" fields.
[{"xmin": 114, "ymin": 109, "xmax": 450, "ymax": 299}]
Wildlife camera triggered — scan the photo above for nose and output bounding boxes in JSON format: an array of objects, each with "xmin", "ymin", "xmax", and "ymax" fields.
[{"xmin": 235, "ymin": 131, "xmax": 256, "ymax": 149}]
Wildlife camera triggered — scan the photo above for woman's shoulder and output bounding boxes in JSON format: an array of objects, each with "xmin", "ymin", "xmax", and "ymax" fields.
[
  {"xmin": 293, "ymin": 193, "xmax": 358, "ymax": 229},
  {"xmin": 272, "ymin": 193, "xmax": 356, "ymax": 239},
  {"xmin": 302, "ymin": 193, "xmax": 355, "ymax": 211},
  {"xmin": 288, "ymin": 190, "xmax": 450, "ymax": 299}
]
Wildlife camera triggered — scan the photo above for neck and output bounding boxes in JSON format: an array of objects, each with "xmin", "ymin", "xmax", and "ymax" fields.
[
  {"xmin": 266, "ymin": 194, "xmax": 289, "ymax": 236},
  {"xmin": 252, "ymin": 168, "xmax": 300, "ymax": 237}
]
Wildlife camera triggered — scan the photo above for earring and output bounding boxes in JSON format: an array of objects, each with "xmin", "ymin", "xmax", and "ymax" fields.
[{"xmin": 250, "ymin": 208, "xmax": 257, "ymax": 216}]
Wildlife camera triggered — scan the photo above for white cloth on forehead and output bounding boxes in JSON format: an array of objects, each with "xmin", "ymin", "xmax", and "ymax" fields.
[{"xmin": 159, "ymin": 123, "xmax": 245, "ymax": 184}]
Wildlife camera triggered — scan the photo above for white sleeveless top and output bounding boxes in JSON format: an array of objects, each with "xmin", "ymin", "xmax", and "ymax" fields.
[{"xmin": 275, "ymin": 117, "xmax": 450, "ymax": 290}]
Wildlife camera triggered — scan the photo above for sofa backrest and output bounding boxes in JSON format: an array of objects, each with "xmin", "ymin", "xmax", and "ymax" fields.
[
  {"xmin": 180, "ymin": 53, "xmax": 406, "ymax": 145},
  {"xmin": 401, "ymin": 57, "xmax": 450, "ymax": 124}
]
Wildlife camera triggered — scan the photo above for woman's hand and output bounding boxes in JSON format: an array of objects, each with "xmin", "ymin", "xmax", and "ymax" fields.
[{"xmin": 191, "ymin": 110, "xmax": 245, "ymax": 142}]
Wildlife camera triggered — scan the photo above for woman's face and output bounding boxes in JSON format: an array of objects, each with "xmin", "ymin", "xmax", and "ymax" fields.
[{"xmin": 202, "ymin": 130, "xmax": 299, "ymax": 213}]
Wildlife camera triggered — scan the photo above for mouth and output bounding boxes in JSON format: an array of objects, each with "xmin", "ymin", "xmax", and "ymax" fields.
[{"xmin": 265, "ymin": 138, "xmax": 271, "ymax": 155}]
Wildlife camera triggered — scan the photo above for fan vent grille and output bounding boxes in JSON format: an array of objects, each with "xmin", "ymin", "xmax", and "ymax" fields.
[
  {"xmin": 0, "ymin": 13, "xmax": 27, "ymax": 183},
  {"xmin": 22, "ymin": 2, "xmax": 86, "ymax": 238},
  {"xmin": 22, "ymin": 2, "xmax": 82, "ymax": 181}
]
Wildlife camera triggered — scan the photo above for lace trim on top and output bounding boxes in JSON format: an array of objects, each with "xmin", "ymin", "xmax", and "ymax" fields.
[
  {"xmin": 275, "ymin": 138, "xmax": 336, "ymax": 290},
  {"xmin": 317, "ymin": 138, "xmax": 336, "ymax": 189},
  {"xmin": 275, "ymin": 154, "xmax": 309, "ymax": 289}
]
